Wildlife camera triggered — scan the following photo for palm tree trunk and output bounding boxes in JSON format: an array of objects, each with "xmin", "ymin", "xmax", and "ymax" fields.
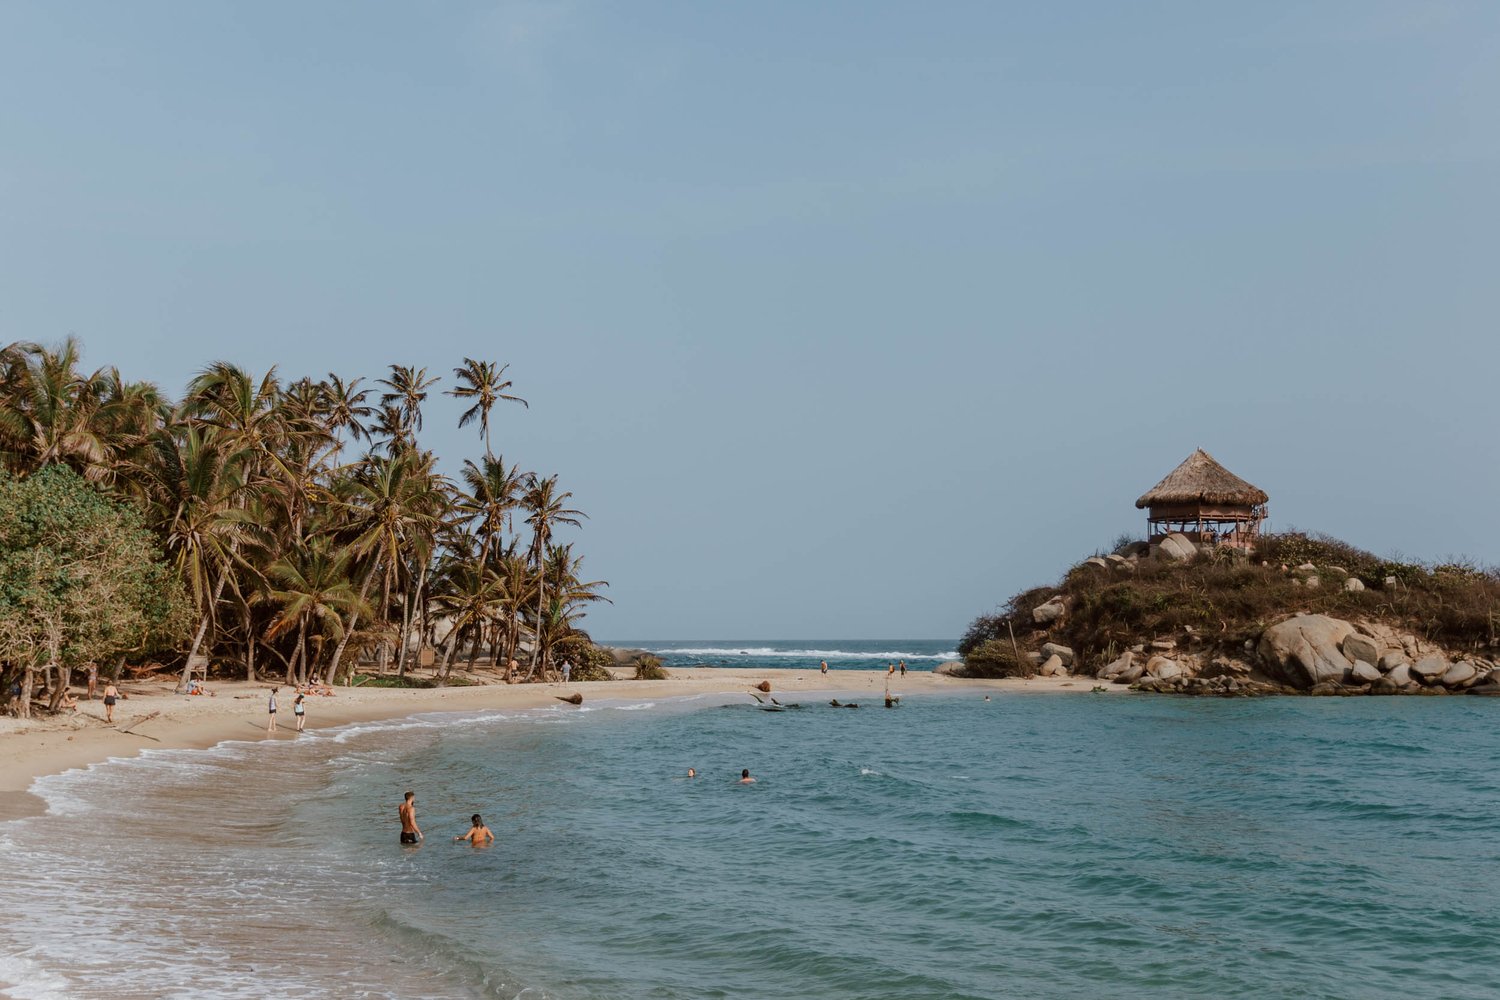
[
  {"xmin": 328, "ymin": 567, "xmax": 377, "ymax": 685},
  {"xmin": 180, "ymin": 571, "xmax": 231, "ymax": 692},
  {"xmin": 286, "ymin": 618, "xmax": 306, "ymax": 685}
]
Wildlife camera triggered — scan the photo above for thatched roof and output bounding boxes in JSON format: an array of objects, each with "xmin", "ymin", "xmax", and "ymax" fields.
[{"xmin": 1135, "ymin": 449, "xmax": 1268, "ymax": 509}]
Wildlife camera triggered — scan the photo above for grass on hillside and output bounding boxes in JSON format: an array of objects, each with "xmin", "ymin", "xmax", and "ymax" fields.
[{"xmin": 960, "ymin": 532, "xmax": 1500, "ymax": 678}]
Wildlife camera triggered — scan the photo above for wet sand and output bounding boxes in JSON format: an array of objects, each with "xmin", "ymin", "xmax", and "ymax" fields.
[{"xmin": 0, "ymin": 668, "xmax": 1118, "ymax": 822}]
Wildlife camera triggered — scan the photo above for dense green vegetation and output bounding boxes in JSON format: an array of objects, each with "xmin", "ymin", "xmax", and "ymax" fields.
[
  {"xmin": 960, "ymin": 532, "xmax": 1500, "ymax": 678},
  {"xmin": 0, "ymin": 338, "xmax": 609, "ymax": 714}
]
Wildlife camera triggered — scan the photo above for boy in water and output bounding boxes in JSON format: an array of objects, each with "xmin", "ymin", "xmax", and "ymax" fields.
[
  {"xmin": 399, "ymin": 791, "xmax": 423, "ymax": 845},
  {"xmin": 454, "ymin": 814, "xmax": 495, "ymax": 846}
]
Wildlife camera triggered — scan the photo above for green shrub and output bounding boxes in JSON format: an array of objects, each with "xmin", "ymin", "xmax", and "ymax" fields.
[
  {"xmin": 963, "ymin": 639, "xmax": 1034, "ymax": 678},
  {"xmin": 633, "ymin": 655, "xmax": 669, "ymax": 680}
]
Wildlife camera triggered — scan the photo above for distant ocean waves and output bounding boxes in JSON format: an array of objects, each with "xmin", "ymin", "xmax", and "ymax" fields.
[{"xmin": 623, "ymin": 639, "xmax": 958, "ymax": 671}]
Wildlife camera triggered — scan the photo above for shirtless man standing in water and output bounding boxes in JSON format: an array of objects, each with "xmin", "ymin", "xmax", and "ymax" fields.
[{"xmin": 398, "ymin": 791, "xmax": 423, "ymax": 845}]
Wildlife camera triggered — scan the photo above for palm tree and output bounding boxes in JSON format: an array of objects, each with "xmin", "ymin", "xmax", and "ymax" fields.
[
  {"xmin": 319, "ymin": 373, "xmax": 372, "ymax": 448},
  {"xmin": 428, "ymin": 557, "xmax": 508, "ymax": 682},
  {"xmin": 457, "ymin": 454, "xmax": 526, "ymax": 566},
  {"xmin": 447, "ymin": 359, "xmax": 526, "ymax": 458},
  {"xmin": 262, "ymin": 541, "xmax": 368, "ymax": 685},
  {"xmin": 131, "ymin": 424, "xmax": 261, "ymax": 689},
  {"xmin": 0, "ymin": 338, "xmax": 122, "ymax": 482},
  {"xmin": 377, "ymin": 364, "xmax": 439, "ymax": 439},
  {"xmin": 522, "ymin": 474, "xmax": 585, "ymax": 679},
  {"xmin": 326, "ymin": 450, "xmax": 449, "ymax": 683}
]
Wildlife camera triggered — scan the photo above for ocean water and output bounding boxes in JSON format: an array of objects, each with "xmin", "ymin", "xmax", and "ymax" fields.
[
  {"xmin": 3, "ymin": 691, "xmax": 1499, "ymax": 999},
  {"xmin": 621, "ymin": 638, "xmax": 958, "ymax": 671}
]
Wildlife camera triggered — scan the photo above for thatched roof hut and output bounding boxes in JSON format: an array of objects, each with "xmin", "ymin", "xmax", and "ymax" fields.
[{"xmin": 1137, "ymin": 449, "xmax": 1268, "ymax": 551}]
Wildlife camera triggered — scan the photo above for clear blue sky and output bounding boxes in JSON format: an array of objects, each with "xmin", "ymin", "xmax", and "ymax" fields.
[{"xmin": 2, "ymin": 2, "xmax": 1496, "ymax": 639}]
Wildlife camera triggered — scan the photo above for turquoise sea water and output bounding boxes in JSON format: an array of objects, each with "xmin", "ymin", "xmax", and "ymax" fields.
[
  {"xmin": 621, "ymin": 638, "xmax": 959, "ymax": 671},
  {"xmin": 3, "ymin": 690, "xmax": 1499, "ymax": 998}
]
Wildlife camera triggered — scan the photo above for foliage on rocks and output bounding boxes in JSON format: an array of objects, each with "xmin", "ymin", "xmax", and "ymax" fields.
[{"xmin": 960, "ymin": 531, "xmax": 1500, "ymax": 677}]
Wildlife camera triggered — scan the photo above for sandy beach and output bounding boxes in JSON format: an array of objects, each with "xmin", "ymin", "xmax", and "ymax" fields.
[{"xmin": 0, "ymin": 668, "xmax": 1113, "ymax": 822}]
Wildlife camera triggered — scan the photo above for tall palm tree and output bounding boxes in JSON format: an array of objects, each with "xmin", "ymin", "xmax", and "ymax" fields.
[
  {"xmin": 522, "ymin": 474, "xmax": 585, "ymax": 679},
  {"xmin": 326, "ymin": 450, "xmax": 449, "ymax": 683},
  {"xmin": 377, "ymin": 364, "xmax": 439, "ymax": 439},
  {"xmin": 131, "ymin": 424, "xmax": 261, "ymax": 689},
  {"xmin": 447, "ymin": 359, "xmax": 526, "ymax": 458},
  {"xmin": 319, "ymin": 373, "xmax": 372, "ymax": 448},
  {"xmin": 457, "ymin": 454, "xmax": 526, "ymax": 566},
  {"xmin": 262, "ymin": 541, "xmax": 368, "ymax": 684},
  {"xmin": 0, "ymin": 338, "xmax": 121, "ymax": 481}
]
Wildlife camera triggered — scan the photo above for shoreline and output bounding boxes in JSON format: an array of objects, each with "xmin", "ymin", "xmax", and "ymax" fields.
[{"xmin": 0, "ymin": 668, "xmax": 1111, "ymax": 821}]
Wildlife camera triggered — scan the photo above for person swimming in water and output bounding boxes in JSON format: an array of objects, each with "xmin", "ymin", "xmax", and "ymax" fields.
[
  {"xmin": 454, "ymin": 814, "xmax": 494, "ymax": 845},
  {"xmin": 687, "ymin": 768, "xmax": 697, "ymax": 778},
  {"xmin": 738, "ymin": 769, "xmax": 756, "ymax": 784}
]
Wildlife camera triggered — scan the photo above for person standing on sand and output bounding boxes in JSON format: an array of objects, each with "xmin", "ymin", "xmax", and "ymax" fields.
[
  {"xmin": 399, "ymin": 791, "xmax": 423, "ymax": 845},
  {"xmin": 454, "ymin": 814, "xmax": 494, "ymax": 845},
  {"xmin": 562, "ymin": 660, "xmax": 572, "ymax": 683},
  {"xmin": 293, "ymin": 693, "xmax": 306, "ymax": 732},
  {"xmin": 899, "ymin": 660, "xmax": 906, "ymax": 676},
  {"xmin": 267, "ymin": 687, "xmax": 278, "ymax": 733},
  {"xmin": 102, "ymin": 682, "xmax": 119, "ymax": 723},
  {"xmin": 86, "ymin": 663, "xmax": 98, "ymax": 701},
  {"xmin": 820, "ymin": 660, "xmax": 828, "ymax": 676}
]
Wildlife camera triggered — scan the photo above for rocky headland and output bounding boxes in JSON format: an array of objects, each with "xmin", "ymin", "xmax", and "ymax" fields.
[{"xmin": 954, "ymin": 531, "xmax": 1500, "ymax": 697}]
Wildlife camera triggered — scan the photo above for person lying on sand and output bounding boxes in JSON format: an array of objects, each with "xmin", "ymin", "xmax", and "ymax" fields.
[{"xmin": 454, "ymin": 814, "xmax": 495, "ymax": 846}]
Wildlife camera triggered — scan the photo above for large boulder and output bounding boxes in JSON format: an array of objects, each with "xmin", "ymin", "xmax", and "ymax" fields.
[
  {"xmin": 1257, "ymin": 615, "xmax": 1357, "ymax": 689},
  {"xmin": 1155, "ymin": 533, "xmax": 1196, "ymax": 562},
  {"xmin": 1411, "ymin": 655, "xmax": 1449, "ymax": 684},
  {"xmin": 1038, "ymin": 654, "xmax": 1066, "ymax": 677},
  {"xmin": 1378, "ymin": 652, "xmax": 1410, "ymax": 673},
  {"xmin": 1342, "ymin": 633, "xmax": 1382, "ymax": 666},
  {"xmin": 1441, "ymin": 661, "xmax": 1478, "ymax": 688},
  {"xmin": 1032, "ymin": 596, "xmax": 1067, "ymax": 625},
  {"xmin": 1344, "ymin": 577, "xmax": 1366, "ymax": 592},
  {"xmin": 1349, "ymin": 660, "xmax": 1382, "ymax": 685},
  {"xmin": 1385, "ymin": 663, "xmax": 1413, "ymax": 687},
  {"xmin": 1097, "ymin": 653, "xmax": 1133, "ymax": 680},
  {"xmin": 1084, "ymin": 557, "xmax": 1109, "ymax": 571},
  {"xmin": 1040, "ymin": 642, "xmax": 1075, "ymax": 667},
  {"xmin": 934, "ymin": 661, "xmax": 967, "ymax": 677},
  {"xmin": 1146, "ymin": 656, "xmax": 1182, "ymax": 680},
  {"xmin": 1113, "ymin": 659, "xmax": 1146, "ymax": 684}
]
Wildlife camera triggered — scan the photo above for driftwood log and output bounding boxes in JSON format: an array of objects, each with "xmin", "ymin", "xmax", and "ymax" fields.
[
  {"xmin": 754, "ymin": 681, "xmax": 772, "ymax": 693},
  {"xmin": 555, "ymin": 693, "xmax": 583, "ymax": 706}
]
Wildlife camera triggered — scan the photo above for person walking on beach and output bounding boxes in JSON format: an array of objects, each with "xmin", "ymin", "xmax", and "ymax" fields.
[
  {"xmin": 820, "ymin": 660, "xmax": 828, "ymax": 676},
  {"xmin": 102, "ymin": 682, "xmax": 119, "ymax": 724},
  {"xmin": 267, "ymin": 687, "xmax": 279, "ymax": 733},
  {"xmin": 454, "ymin": 814, "xmax": 494, "ymax": 846},
  {"xmin": 399, "ymin": 791, "xmax": 423, "ymax": 845},
  {"xmin": 738, "ymin": 769, "xmax": 756, "ymax": 784},
  {"xmin": 293, "ymin": 692, "xmax": 306, "ymax": 732},
  {"xmin": 899, "ymin": 660, "xmax": 906, "ymax": 677},
  {"xmin": 562, "ymin": 660, "xmax": 572, "ymax": 683},
  {"xmin": 86, "ymin": 662, "xmax": 98, "ymax": 701}
]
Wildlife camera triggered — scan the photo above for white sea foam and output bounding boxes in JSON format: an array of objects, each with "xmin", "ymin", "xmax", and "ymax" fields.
[
  {"xmin": 0, "ymin": 952, "xmax": 71, "ymax": 1000},
  {"xmin": 648, "ymin": 646, "xmax": 958, "ymax": 660}
]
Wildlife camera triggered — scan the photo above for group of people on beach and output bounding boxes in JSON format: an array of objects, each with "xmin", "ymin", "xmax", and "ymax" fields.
[{"xmin": 264, "ymin": 683, "xmax": 336, "ymax": 733}]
